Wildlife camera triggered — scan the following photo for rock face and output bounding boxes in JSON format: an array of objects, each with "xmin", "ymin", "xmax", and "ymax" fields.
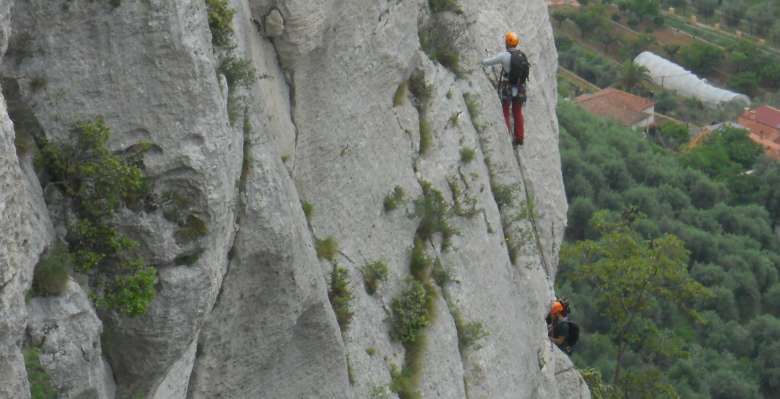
[
  {"xmin": 27, "ymin": 281, "xmax": 116, "ymax": 399},
  {"xmin": 0, "ymin": 0, "xmax": 57, "ymax": 389},
  {"xmin": 0, "ymin": 0, "xmax": 589, "ymax": 398}
]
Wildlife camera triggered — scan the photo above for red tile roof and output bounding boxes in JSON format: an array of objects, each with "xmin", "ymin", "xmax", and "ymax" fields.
[
  {"xmin": 547, "ymin": 0, "xmax": 581, "ymax": 7},
  {"xmin": 755, "ymin": 106, "xmax": 780, "ymax": 129},
  {"xmin": 575, "ymin": 88, "xmax": 655, "ymax": 126}
]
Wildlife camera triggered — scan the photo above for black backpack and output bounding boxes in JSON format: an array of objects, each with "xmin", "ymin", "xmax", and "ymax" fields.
[
  {"xmin": 561, "ymin": 321, "xmax": 580, "ymax": 354},
  {"xmin": 507, "ymin": 49, "xmax": 530, "ymax": 86}
]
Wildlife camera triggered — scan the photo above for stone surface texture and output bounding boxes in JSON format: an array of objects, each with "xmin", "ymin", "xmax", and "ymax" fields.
[
  {"xmin": 0, "ymin": 0, "xmax": 587, "ymax": 397},
  {"xmin": 0, "ymin": 0, "xmax": 58, "ymax": 390},
  {"xmin": 27, "ymin": 281, "xmax": 116, "ymax": 399}
]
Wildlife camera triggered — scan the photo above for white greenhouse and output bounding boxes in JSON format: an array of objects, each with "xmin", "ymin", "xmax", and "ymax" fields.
[{"xmin": 634, "ymin": 51, "xmax": 750, "ymax": 107}]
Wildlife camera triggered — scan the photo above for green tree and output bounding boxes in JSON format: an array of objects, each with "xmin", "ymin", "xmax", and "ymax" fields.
[
  {"xmin": 770, "ymin": 21, "xmax": 780, "ymax": 46},
  {"xmin": 623, "ymin": 34, "xmax": 655, "ymax": 59},
  {"xmin": 568, "ymin": 197, "xmax": 597, "ymax": 240},
  {"xmin": 626, "ymin": 0, "xmax": 660, "ymax": 22},
  {"xmin": 760, "ymin": 63, "xmax": 780, "ymax": 89},
  {"xmin": 746, "ymin": 3, "xmax": 774, "ymax": 36},
  {"xmin": 729, "ymin": 51, "xmax": 750, "ymax": 74},
  {"xmin": 573, "ymin": 4, "xmax": 609, "ymax": 39},
  {"xmin": 552, "ymin": 9, "xmax": 574, "ymax": 28},
  {"xmin": 562, "ymin": 210, "xmax": 709, "ymax": 386},
  {"xmin": 682, "ymin": 127, "xmax": 761, "ymax": 180},
  {"xmin": 692, "ymin": 0, "xmax": 718, "ymax": 17},
  {"xmin": 658, "ymin": 122, "xmax": 689, "ymax": 149},
  {"xmin": 720, "ymin": 127, "xmax": 763, "ymax": 169},
  {"xmin": 678, "ymin": 43, "xmax": 724, "ymax": 76},
  {"xmin": 596, "ymin": 29, "xmax": 619, "ymax": 52},
  {"xmin": 751, "ymin": 157, "xmax": 780, "ymax": 222},
  {"xmin": 722, "ymin": 0, "xmax": 746, "ymax": 27},
  {"xmin": 729, "ymin": 72, "xmax": 759, "ymax": 96},
  {"xmin": 618, "ymin": 61, "xmax": 651, "ymax": 93},
  {"xmin": 653, "ymin": 90, "xmax": 678, "ymax": 114}
]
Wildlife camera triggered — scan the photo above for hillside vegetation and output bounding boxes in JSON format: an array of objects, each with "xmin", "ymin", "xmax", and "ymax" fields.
[
  {"xmin": 553, "ymin": 0, "xmax": 780, "ymax": 112},
  {"xmin": 557, "ymin": 99, "xmax": 780, "ymax": 398}
]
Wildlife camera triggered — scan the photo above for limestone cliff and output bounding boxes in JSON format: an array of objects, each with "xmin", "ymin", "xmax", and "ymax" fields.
[{"xmin": 0, "ymin": 0, "xmax": 588, "ymax": 398}]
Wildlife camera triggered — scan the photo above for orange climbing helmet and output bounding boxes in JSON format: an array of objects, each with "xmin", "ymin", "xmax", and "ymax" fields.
[
  {"xmin": 550, "ymin": 301, "xmax": 564, "ymax": 316},
  {"xmin": 505, "ymin": 31, "xmax": 520, "ymax": 48}
]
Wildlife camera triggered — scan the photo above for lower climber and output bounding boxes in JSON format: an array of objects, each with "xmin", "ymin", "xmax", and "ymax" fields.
[{"xmin": 547, "ymin": 299, "xmax": 579, "ymax": 354}]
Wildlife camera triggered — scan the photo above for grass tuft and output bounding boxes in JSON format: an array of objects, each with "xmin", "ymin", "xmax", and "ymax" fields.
[
  {"xmin": 453, "ymin": 312, "xmax": 488, "ymax": 352},
  {"xmin": 361, "ymin": 261, "xmax": 389, "ymax": 295},
  {"xmin": 302, "ymin": 201, "xmax": 313, "ymax": 221},
  {"xmin": 316, "ymin": 237, "xmax": 338, "ymax": 261},
  {"xmin": 408, "ymin": 71, "xmax": 432, "ymax": 108},
  {"xmin": 329, "ymin": 265, "xmax": 353, "ymax": 332},
  {"xmin": 492, "ymin": 184, "xmax": 514, "ymax": 209},
  {"xmin": 410, "ymin": 239, "xmax": 432, "ymax": 281},
  {"xmin": 432, "ymin": 257, "xmax": 451, "ymax": 286},
  {"xmin": 384, "ymin": 186, "xmax": 405, "ymax": 212},
  {"xmin": 449, "ymin": 112, "xmax": 460, "ymax": 127},
  {"xmin": 393, "ymin": 82, "xmax": 408, "ymax": 107},
  {"xmin": 460, "ymin": 147, "xmax": 475, "ymax": 164},
  {"xmin": 463, "ymin": 93, "xmax": 483, "ymax": 132},
  {"xmin": 24, "ymin": 347, "xmax": 58, "ymax": 399},
  {"xmin": 419, "ymin": 120, "xmax": 432, "ymax": 156},
  {"xmin": 390, "ymin": 363, "xmax": 421, "ymax": 399},
  {"xmin": 206, "ymin": 0, "xmax": 236, "ymax": 47},
  {"xmin": 414, "ymin": 181, "xmax": 455, "ymax": 249}
]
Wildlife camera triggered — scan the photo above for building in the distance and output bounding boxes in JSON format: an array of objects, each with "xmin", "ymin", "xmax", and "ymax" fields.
[
  {"xmin": 547, "ymin": 0, "xmax": 580, "ymax": 7},
  {"xmin": 575, "ymin": 88, "xmax": 655, "ymax": 129},
  {"xmin": 634, "ymin": 51, "xmax": 750, "ymax": 107},
  {"xmin": 738, "ymin": 105, "xmax": 780, "ymax": 159}
]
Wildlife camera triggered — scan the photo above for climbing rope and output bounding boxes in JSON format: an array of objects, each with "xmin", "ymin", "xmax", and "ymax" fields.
[
  {"xmin": 515, "ymin": 153, "xmax": 552, "ymax": 278},
  {"xmin": 480, "ymin": 64, "xmax": 552, "ymax": 276}
]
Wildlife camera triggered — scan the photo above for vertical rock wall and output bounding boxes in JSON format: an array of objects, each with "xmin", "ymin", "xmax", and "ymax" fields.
[{"xmin": 0, "ymin": 0, "xmax": 588, "ymax": 398}]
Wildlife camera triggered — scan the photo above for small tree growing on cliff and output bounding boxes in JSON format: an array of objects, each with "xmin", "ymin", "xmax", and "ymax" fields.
[
  {"xmin": 38, "ymin": 118, "xmax": 156, "ymax": 316},
  {"xmin": 562, "ymin": 210, "xmax": 710, "ymax": 391}
]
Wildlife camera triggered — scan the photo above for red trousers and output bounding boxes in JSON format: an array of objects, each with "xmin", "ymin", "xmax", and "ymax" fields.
[{"xmin": 502, "ymin": 99, "xmax": 524, "ymax": 144}]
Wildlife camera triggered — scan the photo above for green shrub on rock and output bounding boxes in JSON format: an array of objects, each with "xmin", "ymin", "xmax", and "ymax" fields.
[
  {"xmin": 429, "ymin": 0, "xmax": 463, "ymax": 14},
  {"xmin": 384, "ymin": 186, "xmax": 406, "ymax": 212},
  {"xmin": 361, "ymin": 261, "xmax": 389, "ymax": 295},
  {"xmin": 391, "ymin": 280, "xmax": 434, "ymax": 345},
  {"xmin": 206, "ymin": 0, "xmax": 236, "ymax": 47},
  {"xmin": 24, "ymin": 347, "xmax": 57, "ymax": 399},
  {"xmin": 316, "ymin": 237, "xmax": 339, "ymax": 261},
  {"xmin": 329, "ymin": 265, "xmax": 353, "ymax": 332},
  {"xmin": 219, "ymin": 56, "xmax": 257, "ymax": 89},
  {"xmin": 32, "ymin": 245, "xmax": 71, "ymax": 297},
  {"xmin": 100, "ymin": 261, "xmax": 157, "ymax": 317},
  {"xmin": 414, "ymin": 181, "xmax": 455, "ymax": 249}
]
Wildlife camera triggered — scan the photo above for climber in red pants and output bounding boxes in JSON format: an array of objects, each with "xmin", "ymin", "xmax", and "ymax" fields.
[{"xmin": 481, "ymin": 32, "xmax": 530, "ymax": 146}]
